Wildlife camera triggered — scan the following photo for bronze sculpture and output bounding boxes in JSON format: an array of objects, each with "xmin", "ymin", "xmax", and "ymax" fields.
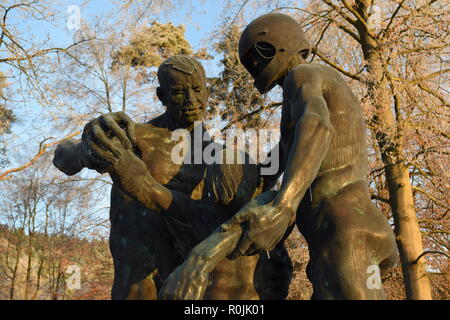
[
  {"xmin": 160, "ymin": 13, "xmax": 399, "ymax": 300},
  {"xmin": 54, "ymin": 55, "xmax": 292, "ymax": 299}
]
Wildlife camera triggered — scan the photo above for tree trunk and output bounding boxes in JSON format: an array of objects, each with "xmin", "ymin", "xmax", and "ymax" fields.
[
  {"xmin": 372, "ymin": 75, "xmax": 432, "ymax": 300},
  {"xmin": 24, "ymin": 236, "xmax": 33, "ymax": 300},
  {"xmin": 9, "ymin": 230, "xmax": 24, "ymax": 300},
  {"xmin": 9, "ymin": 249, "xmax": 20, "ymax": 300},
  {"xmin": 354, "ymin": 0, "xmax": 432, "ymax": 299},
  {"xmin": 384, "ymin": 161, "xmax": 432, "ymax": 299}
]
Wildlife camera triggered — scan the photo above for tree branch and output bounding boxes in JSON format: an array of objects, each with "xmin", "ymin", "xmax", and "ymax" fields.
[
  {"xmin": 0, "ymin": 131, "xmax": 80, "ymax": 181},
  {"xmin": 417, "ymin": 83, "xmax": 448, "ymax": 107},
  {"xmin": 222, "ymin": 102, "xmax": 282, "ymax": 131},
  {"xmin": 336, "ymin": 23, "xmax": 361, "ymax": 43},
  {"xmin": 342, "ymin": 0, "xmax": 374, "ymax": 36},
  {"xmin": 411, "ymin": 186, "xmax": 450, "ymax": 210},
  {"xmin": 379, "ymin": 0, "xmax": 407, "ymax": 39},
  {"xmin": 390, "ymin": 69, "xmax": 450, "ymax": 85},
  {"xmin": 313, "ymin": 49, "xmax": 362, "ymax": 81},
  {"xmin": 397, "ymin": 43, "xmax": 450, "ymax": 57},
  {"xmin": 0, "ymin": 2, "xmax": 38, "ymax": 49},
  {"xmin": 310, "ymin": 21, "xmax": 332, "ymax": 62},
  {"xmin": 411, "ymin": 251, "xmax": 450, "ymax": 265},
  {"xmin": 321, "ymin": 0, "xmax": 358, "ymax": 27},
  {"xmin": 370, "ymin": 194, "xmax": 390, "ymax": 204}
]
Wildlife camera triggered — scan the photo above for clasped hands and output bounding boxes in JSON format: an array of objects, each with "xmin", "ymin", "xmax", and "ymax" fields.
[
  {"xmin": 223, "ymin": 198, "xmax": 296, "ymax": 259},
  {"xmin": 159, "ymin": 191, "xmax": 296, "ymax": 299},
  {"xmin": 80, "ymin": 112, "xmax": 149, "ymax": 189}
]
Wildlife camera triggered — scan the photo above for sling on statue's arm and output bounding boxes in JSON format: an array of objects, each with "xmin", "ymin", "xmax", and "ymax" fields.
[{"xmin": 53, "ymin": 138, "xmax": 85, "ymax": 175}]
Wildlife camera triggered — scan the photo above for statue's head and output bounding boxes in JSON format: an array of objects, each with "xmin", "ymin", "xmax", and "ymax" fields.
[
  {"xmin": 239, "ymin": 13, "xmax": 310, "ymax": 94},
  {"xmin": 157, "ymin": 55, "xmax": 208, "ymax": 129}
]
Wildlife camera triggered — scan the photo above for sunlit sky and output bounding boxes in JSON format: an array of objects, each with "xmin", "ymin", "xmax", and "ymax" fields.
[
  {"xmin": 2, "ymin": 0, "xmax": 298, "ymax": 180},
  {"xmin": 10, "ymin": 0, "xmax": 226, "ymax": 75},
  {"xmin": 15, "ymin": 1, "xmax": 223, "ymax": 45},
  {"xmin": 3, "ymin": 1, "xmax": 228, "ymax": 159},
  {"xmin": 4, "ymin": 0, "xmax": 297, "ymax": 152}
]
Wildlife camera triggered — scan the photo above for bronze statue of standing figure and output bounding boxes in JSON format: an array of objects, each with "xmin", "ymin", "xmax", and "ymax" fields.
[
  {"xmin": 54, "ymin": 55, "xmax": 292, "ymax": 300},
  {"xmin": 160, "ymin": 13, "xmax": 398, "ymax": 300}
]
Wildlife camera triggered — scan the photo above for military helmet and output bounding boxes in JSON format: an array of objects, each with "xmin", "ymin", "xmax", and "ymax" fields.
[{"xmin": 238, "ymin": 13, "xmax": 310, "ymax": 94}]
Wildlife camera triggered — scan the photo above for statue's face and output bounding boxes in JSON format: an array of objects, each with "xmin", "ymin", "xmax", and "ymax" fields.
[
  {"xmin": 241, "ymin": 41, "xmax": 275, "ymax": 79},
  {"xmin": 160, "ymin": 68, "xmax": 208, "ymax": 129},
  {"xmin": 238, "ymin": 13, "xmax": 310, "ymax": 94}
]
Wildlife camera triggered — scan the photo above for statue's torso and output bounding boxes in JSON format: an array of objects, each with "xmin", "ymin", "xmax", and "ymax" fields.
[
  {"xmin": 280, "ymin": 64, "xmax": 369, "ymax": 207},
  {"xmin": 111, "ymin": 118, "xmax": 265, "ymax": 300}
]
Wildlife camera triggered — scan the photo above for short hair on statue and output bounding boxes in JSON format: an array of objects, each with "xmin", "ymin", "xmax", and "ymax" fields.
[{"xmin": 157, "ymin": 55, "xmax": 206, "ymax": 85}]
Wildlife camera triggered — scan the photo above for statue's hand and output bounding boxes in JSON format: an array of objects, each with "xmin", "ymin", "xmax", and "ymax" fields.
[
  {"xmin": 110, "ymin": 148, "xmax": 149, "ymax": 195},
  {"xmin": 84, "ymin": 133, "xmax": 149, "ymax": 197},
  {"xmin": 221, "ymin": 192, "xmax": 295, "ymax": 259},
  {"xmin": 159, "ymin": 252, "xmax": 209, "ymax": 300},
  {"xmin": 80, "ymin": 112, "xmax": 137, "ymax": 172}
]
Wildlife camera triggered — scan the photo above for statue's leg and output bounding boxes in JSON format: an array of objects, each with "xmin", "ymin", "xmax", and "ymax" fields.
[
  {"xmin": 299, "ymin": 181, "xmax": 398, "ymax": 300},
  {"xmin": 254, "ymin": 241, "xmax": 293, "ymax": 300},
  {"xmin": 110, "ymin": 220, "xmax": 181, "ymax": 300},
  {"xmin": 109, "ymin": 186, "xmax": 182, "ymax": 300},
  {"xmin": 126, "ymin": 269, "xmax": 158, "ymax": 300},
  {"xmin": 110, "ymin": 254, "xmax": 130, "ymax": 300}
]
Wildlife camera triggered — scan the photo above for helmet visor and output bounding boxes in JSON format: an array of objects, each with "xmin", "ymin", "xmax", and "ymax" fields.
[{"xmin": 241, "ymin": 41, "xmax": 276, "ymax": 78}]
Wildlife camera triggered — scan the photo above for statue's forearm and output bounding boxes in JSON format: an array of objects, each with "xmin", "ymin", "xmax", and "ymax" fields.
[
  {"xmin": 187, "ymin": 224, "xmax": 242, "ymax": 274},
  {"xmin": 53, "ymin": 139, "xmax": 84, "ymax": 176},
  {"xmin": 134, "ymin": 172, "xmax": 173, "ymax": 211},
  {"xmin": 158, "ymin": 224, "xmax": 243, "ymax": 300},
  {"xmin": 106, "ymin": 152, "xmax": 171, "ymax": 214}
]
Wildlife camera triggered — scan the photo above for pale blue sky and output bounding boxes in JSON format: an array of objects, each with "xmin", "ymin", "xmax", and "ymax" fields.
[
  {"xmin": 2, "ymin": 0, "xmax": 294, "ymax": 169},
  {"xmin": 1, "ymin": 0, "xmax": 281, "ymax": 238},
  {"xmin": 2, "ymin": 1, "xmax": 227, "ymax": 157}
]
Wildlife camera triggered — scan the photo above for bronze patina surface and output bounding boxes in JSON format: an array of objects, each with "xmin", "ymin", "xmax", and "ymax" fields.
[
  {"xmin": 160, "ymin": 14, "xmax": 398, "ymax": 300},
  {"xmin": 54, "ymin": 55, "xmax": 291, "ymax": 300}
]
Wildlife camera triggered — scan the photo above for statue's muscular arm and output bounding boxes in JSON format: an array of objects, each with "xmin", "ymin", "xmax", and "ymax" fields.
[
  {"xmin": 103, "ymin": 144, "xmax": 174, "ymax": 212},
  {"xmin": 223, "ymin": 65, "xmax": 334, "ymax": 257}
]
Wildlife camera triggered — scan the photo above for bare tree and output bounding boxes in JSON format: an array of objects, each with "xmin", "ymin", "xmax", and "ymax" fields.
[
  {"xmin": 218, "ymin": 0, "xmax": 449, "ymax": 299},
  {"xmin": 0, "ymin": 151, "xmax": 108, "ymax": 299}
]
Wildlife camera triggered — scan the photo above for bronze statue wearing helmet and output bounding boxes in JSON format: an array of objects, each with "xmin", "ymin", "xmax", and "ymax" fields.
[
  {"xmin": 160, "ymin": 13, "xmax": 399, "ymax": 300},
  {"xmin": 239, "ymin": 13, "xmax": 310, "ymax": 93}
]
